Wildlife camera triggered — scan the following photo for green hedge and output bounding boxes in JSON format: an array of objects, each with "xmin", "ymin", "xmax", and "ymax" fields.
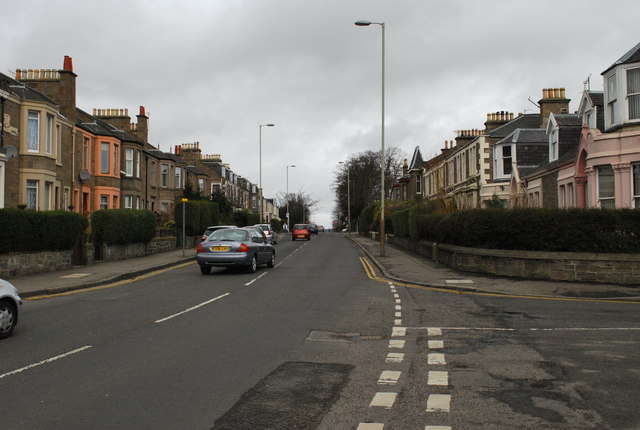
[
  {"xmin": 92, "ymin": 209, "xmax": 156, "ymax": 245},
  {"xmin": 232, "ymin": 209, "xmax": 260, "ymax": 227},
  {"xmin": 0, "ymin": 209, "xmax": 87, "ymax": 254},
  {"xmin": 174, "ymin": 200, "xmax": 220, "ymax": 236}
]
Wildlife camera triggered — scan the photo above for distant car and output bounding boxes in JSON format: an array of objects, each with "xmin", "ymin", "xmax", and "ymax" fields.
[
  {"xmin": 201, "ymin": 225, "xmax": 237, "ymax": 242},
  {"xmin": 196, "ymin": 227, "xmax": 275, "ymax": 274},
  {"xmin": 253, "ymin": 223, "xmax": 277, "ymax": 244},
  {"xmin": 292, "ymin": 224, "xmax": 311, "ymax": 241},
  {"xmin": 0, "ymin": 278, "xmax": 22, "ymax": 339},
  {"xmin": 308, "ymin": 223, "xmax": 318, "ymax": 235},
  {"xmin": 318, "ymin": 225, "xmax": 325, "ymax": 232}
]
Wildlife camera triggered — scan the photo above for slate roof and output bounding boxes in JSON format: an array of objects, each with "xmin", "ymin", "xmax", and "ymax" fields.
[
  {"xmin": 488, "ymin": 114, "xmax": 541, "ymax": 139},
  {"xmin": 497, "ymin": 129, "xmax": 548, "ymax": 178},
  {"xmin": 186, "ymin": 165, "xmax": 209, "ymax": 175},
  {"xmin": 602, "ymin": 41, "xmax": 640, "ymax": 75},
  {"xmin": 0, "ymin": 72, "xmax": 58, "ymax": 105},
  {"xmin": 409, "ymin": 146, "xmax": 424, "ymax": 170},
  {"xmin": 147, "ymin": 149, "xmax": 185, "ymax": 164},
  {"xmin": 586, "ymin": 91, "xmax": 605, "ymax": 131}
]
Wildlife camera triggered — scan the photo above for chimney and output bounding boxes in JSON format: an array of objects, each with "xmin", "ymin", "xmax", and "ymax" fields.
[
  {"xmin": 135, "ymin": 105, "xmax": 149, "ymax": 144},
  {"xmin": 539, "ymin": 87, "xmax": 570, "ymax": 129},
  {"xmin": 402, "ymin": 158, "xmax": 408, "ymax": 175},
  {"xmin": 484, "ymin": 110, "xmax": 513, "ymax": 132}
]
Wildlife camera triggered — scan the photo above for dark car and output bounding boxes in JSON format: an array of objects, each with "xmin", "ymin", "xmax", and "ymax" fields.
[
  {"xmin": 291, "ymin": 224, "xmax": 311, "ymax": 241},
  {"xmin": 196, "ymin": 227, "xmax": 275, "ymax": 274},
  {"xmin": 308, "ymin": 223, "xmax": 318, "ymax": 235},
  {"xmin": 201, "ymin": 225, "xmax": 237, "ymax": 242}
]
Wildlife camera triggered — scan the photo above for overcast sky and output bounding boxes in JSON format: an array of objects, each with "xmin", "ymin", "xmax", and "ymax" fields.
[{"xmin": 3, "ymin": 0, "xmax": 639, "ymax": 226}]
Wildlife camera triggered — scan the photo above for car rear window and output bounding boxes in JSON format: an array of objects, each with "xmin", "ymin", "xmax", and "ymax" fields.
[
  {"xmin": 293, "ymin": 224, "xmax": 307, "ymax": 229},
  {"xmin": 210, "ymin": 229, "xmax": 248, "ymax": 242}
]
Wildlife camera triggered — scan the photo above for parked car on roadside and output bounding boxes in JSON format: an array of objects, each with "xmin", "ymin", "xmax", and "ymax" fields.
[
  {"xmin": 196, "ymin": 227, "xmax": 275, "ymax": 274},
  {"xmin": 201, "ymin": 225, "xmax": 237, "ymax": 242},
  {"xmin": 0, "ymin": 278, "xmax": 22, "ymax": 339},
  {"xmin": 291, "ymin": 224, "xmax": 311, "ymax": 241},
  {"xmin": 253, "ymin": 224, "xmax": 277, "ymax": 244},
  {"xmin": 308, "ymin": 223, "xmax": 318, "ymax": 235}
]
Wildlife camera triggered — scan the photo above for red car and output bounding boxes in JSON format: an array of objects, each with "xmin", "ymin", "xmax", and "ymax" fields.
[{"xmin": 291, "ymin": 224, "xmax": 311, "ymax": 241}]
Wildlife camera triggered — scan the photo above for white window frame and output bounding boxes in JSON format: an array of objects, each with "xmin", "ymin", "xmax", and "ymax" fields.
[
  {"xmin": 125, "ymin": 148, "xmax": 134, "ymax": 176},
  {"xmin": 493, "ymin": 144, "xmax": 514, "ymax": 179},
  {"xmin": 175, "ymin": 166, "xmax": 182, "ymax": 189},
  {"xmin": 45, "ymin": 113, "xmax": 54, "ymax": 155},
  {"xmin": 627, "ymin": 67, "xmax": 640, "ymax": 121},
  {"xmin": 633, "ymin": 163, "xmax": 640, "ymax": 208},
  {"xmin": 83, "ymin": 137, "xmax": 90, "ymax": 170},
  {"xmin": 124, "ymin": 195, "xmax": 133, "ymax": 209},
  {"xmin": 113, "ymin": 144, "xmax": 119, "ymax": 175},
  {"xmin": 597, "ymin": 165, "xmax": 615, "ymax": 208},
  {"xmin": 136, "ymin": 150, "xmax": 141, "ymax": 178},
  {"xmin": 549, "ymin": 127, "xmax": 559, "ymax": 162},
  {"xmin": 100, "ymin": 195, "xmax": 109, "ymax": 210},
  {"xmin": 606, "ymin": 73, "xmax": 618, "ymax": 127},
  {"xmin": 28, "ymin": 110, "xmax": 40, "ymax": 152},
  {"xmin": 198, "ymin": 178, "xmax": 205, "ymax": 193},
  {"xmin": 100, "ymin": 142, "xmax": 110, "ymax": 174},
  {"xmin": 161, "ymin": 164, "xmax": 169, "ymax": 188},
  {"xmin": 26, "ymin": 180, "xmax": 38, "ymax": 209}
]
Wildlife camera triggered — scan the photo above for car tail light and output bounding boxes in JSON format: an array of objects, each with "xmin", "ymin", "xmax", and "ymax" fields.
[
  {"xmin": 236, "ymin": 243, "xmax": 249, "ymax": 252},
  {"xmin": 196, "ymin": 243, "xmax": 206, "ymax": 253}
]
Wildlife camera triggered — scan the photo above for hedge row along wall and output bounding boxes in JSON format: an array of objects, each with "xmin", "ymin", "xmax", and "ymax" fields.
[
  {"xmin": 92, "ymin": 209, "xmax": 157, "ymax": 245},
  {"xmin": 0, "ymin": 209, "xmax": 87, "ymax": 254},
  {"xmin": 361, "ymin": 202, "xmax": 640, "ymax": 254},
  {"xmin": 174, "ymin": 200, "xmax": 220, "ymax": 236}
]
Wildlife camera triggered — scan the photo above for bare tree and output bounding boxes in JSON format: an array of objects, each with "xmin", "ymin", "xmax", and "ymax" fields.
[
  {"xmin": 333, "ymin": 147, "xmax": 405, "ymax": 229},
  {"xmin": 277, "ymin": 190, "xmax": 319, "ymax": 226}
]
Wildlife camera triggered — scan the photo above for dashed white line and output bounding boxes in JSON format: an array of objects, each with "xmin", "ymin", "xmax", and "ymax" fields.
[
  {"xmin": 428, "ymin": 371, "xmax": 449, "ymax": 386},
  {"xmin": 389, "ymin": 339, "xmax": 406, "ymax": 349},
  {"xmin": 426, "ymin": 394, "xmax": 451, "ymax": 412},
  {"xmin": 394, "ymin": 319, "xmax": 403, "ymax": 326},
  {"xmin": 244, "ymin": 272, "xmax": 268, "ymax": 286},
  {"xmin": 370, "ymin": 392, "xmax": 397, "ymax": 408},
  {"xmin": 428, "ymin": 353, "xmax": 446, "ymax": 365},
  {"xmin": 378, "ymin": 370, "xmax": 402, "ymax": 385},
  {"xmin": 428, "ymin": 340, "xmax": 444, "ymax": 349},
  {"xmin": 395, "ymin": 305, "xmax": 402, "ymax": 311},
  {"xmin": 386, "ymin": 352, "xmax": 404, "ymax": 363},
  {"xmin": 0, "ymin": 345, "xmax": 92, "ymax": 380},
  {"xmin": 393, "ymin": 293, "xmax": 399, "ymax": 299},
  {"xmin": 425, "ymin": 426, "xmax": 452, "ymax": 430},
  {"xmin": 395, "ymin": 312, "xmax": 402, "ymax": 318},
  {"xmin": 427, "ymin": 327, "xmax": 442, "ymax": 336},
  {"xmin": 392, "ymin": 327, "xmax": 406, "ymax": 337},
  {"xmin": 357, "ymin": 424, "xmax": 384, "ymax": 430},
  {"xmin": 155, "ymin": 293, "xmax": 230, "ymax": 323},
  {"xmin": 395, "ymin": 298, "xmax": 401, "ymax": 304}
]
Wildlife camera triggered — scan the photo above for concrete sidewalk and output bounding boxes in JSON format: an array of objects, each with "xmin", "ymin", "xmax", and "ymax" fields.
[
  {"xmin": 348, "ymin": 234, "xmax": 640, "ymax": 301},
  {"xmin": 10, "ymin": 249, "xmax": 195, "ymax": 298}
]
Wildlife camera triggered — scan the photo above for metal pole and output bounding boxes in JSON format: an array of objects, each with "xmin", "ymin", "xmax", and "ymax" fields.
[
  {"xmin": 380, "ymin": 22, "xmax": 385, "ymax": 257},
  {"xmin": 182, "ymin": 200, "xmax": 186, "ymax": 256},
  {"xmin": 347, "ymin": 165, "xmax": 351, "ymax": 235},
  {"xmin": 259, "ymin": 125, "xmax": 263, "ymax": 223}
]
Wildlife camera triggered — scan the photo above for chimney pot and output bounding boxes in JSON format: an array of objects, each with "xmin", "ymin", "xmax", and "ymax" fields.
[
  {"xmin": 63, "ymin": 55, "xmax": 73, "ymax": 72},
  {"xmin": 139, "ymin": 106, "xmax": 146, "ymax": 116},
  {"xmin": 560, "ymin": 88, "xmax": 566, "ymax": 98}
]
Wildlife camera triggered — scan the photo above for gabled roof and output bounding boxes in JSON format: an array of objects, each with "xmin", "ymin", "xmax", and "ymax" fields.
[
  {"xmin": 186, "ymin": 166, "xmax": 209, "ymax": 175},
  {"xmin": 552, "ymin": 113, "xmax": 582, "ymax": 127},
  {"xmin": 0, "ymin": 72, "xmax": 58, "ymax": 105},
  {"xmin": 602, "ymin": 41, "xmax": 640, "ymax": 75},
  {"xmin": 488, "ymin": 114, "xmax": 541, "ymax": 139},
  {"xmin": 409, "ymin": 146, "xmax": 424, "ymax": 170}
]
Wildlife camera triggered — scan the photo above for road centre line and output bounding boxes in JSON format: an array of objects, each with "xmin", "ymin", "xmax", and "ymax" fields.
[
  {"xmin": 245, "ymin": 272, "xmax": 268, "ymax": 286},
  {"xmin": 413, "ymin": 326, "xmax": 640, "ymax": 332},
  {"xmin": 155, "ymin": 293, "xmax": 230, "ymax": 323},
  {"xmin": 0, "ymin": 345, "xmax": 92, "ymax": 380}
]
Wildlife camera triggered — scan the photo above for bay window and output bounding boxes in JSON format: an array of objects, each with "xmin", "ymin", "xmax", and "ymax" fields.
[
  {"xmin": 598, "ymin": 165, "xmax": 615, "ymax": 208},
  {"xmin": 627, "ymin": 68, "xmax": 640, "ymax": 120},
  {"xmin": 28, "ymin": 111, "xmax": 39, "ymax": 151}
]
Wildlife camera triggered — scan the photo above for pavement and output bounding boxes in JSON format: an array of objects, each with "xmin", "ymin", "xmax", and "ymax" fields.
[{"xmin": 8, "ymin": 234, "xmax": 640, "ymax": 301}]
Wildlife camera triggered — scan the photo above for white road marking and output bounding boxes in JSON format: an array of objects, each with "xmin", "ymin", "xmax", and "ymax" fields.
[
  {"xmin": 427, "ymin": 394, "xmax": 451, "ymax": 412},
  {"xmin": 394, "ymin": 319, "xmax": 403, "ymax": 326},
  {"xmin": 155, "ymin": 293, "xmax": 230, "ymax": 323},
  {"xmin": 395, "ymin": 305, "xmax": 402, "ymax": 311},
  {"xmin": 395, "ymin": 299, "xmax": 401, "ymax": 304},
  {"xmin": 428, "ymin": 340, "xmax": 444, "ymax": 349},
  {"xmin": 357, "ymin": 424, "xmax": 384, "ymax": 430},
  {"xmin": 428, "ymin": 353, "xmax": 446, "ymax": 365},
  {"xmin": 378, "ymin": 370, "xmax": 401, "ymax": 385},
  {"xmin": 370, "ymin": 392, "xmax": 397, "ymax": 408},
  {"xmin": 427, "ymin": 327, "xmax": 442, "ymax": 336},
  {"xmin": 386, "ymin": 352, "xmax": 404, "ymax": 363},
  {"xmin": 393, "ymin": 293, "xmax": 399, "ymax": 299},
  {"xmin": 415, "ymin": 326, "xmax": 640, "ymax": 332},
  {"xmin": 0, "ymin": 346, "xmax": 92, "ymax": 380},
  {"xmin": 395, "ymin": 312, "xmax": 402, "ymax": 318},
  {"xmin": 244, "ymin": 272, "xmax": 268, "ymax": 286},
  {"xmin": 59, "ymin": 273, "xmax": 91, "ymax": 278},
  {"xmin": 389, "ymin": 339, "xmax": 406, "ymax": 349},
  {"xmin": 445, "ymin": 279, "xmax": 474, "ymax": 284},
  {"xmin": 392, "ymin": 327, "xmax": 406, "ymax": 337},
  {"xmin": 425, "ymin": 426, "xmax": 452, "ymax": 430},
  {"xmin": 428, "ymin": 371, "xmax": 449, "ymax": 386}
]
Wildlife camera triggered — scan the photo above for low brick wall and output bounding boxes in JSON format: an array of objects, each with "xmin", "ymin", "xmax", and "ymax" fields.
[
  {"xmin": 0, "ymin": 250, "xmax": 73, "ymax": 278},
  {"xmin": 384, "ymin": 234, "xmax": 640, "ymax": 285},
  {"xmin": 98, "ymin": 237, "xmax": 178, "ymax": 262}
]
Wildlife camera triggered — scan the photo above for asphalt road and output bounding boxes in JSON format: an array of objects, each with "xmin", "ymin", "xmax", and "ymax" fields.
[{"xmin": 1, "ymin": 232, "xmax": 639, "ymax": 430}]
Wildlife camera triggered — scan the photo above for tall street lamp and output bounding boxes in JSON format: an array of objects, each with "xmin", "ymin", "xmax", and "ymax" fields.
[
  {"xmin": 286, "ymin": 164, "xmax": 296, "ymax": 231},
  {"xmin": 338, "ymin": 161, "xmax": 351, "ymax": 235},
  {"xmin": 355, "ymin": 19, "xmax": 385, "ymax": 256},
  {"xmin": 259, "ymin": 123, "xmax": 275, "ymax": 223}
]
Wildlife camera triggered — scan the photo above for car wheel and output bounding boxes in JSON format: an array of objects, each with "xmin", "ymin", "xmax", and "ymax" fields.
[
  {"xmin": 267, "ymin": 251, "xmax": 275, "ymax": 268},
  {"xmin": 200, "ymin": 266, "xmax": 211, "ymax": 275},
  {"xmin": 0, "ymin": 299, "xmax": 17, "ymax": 339},
  {"xmin": 247, "ymin": 255, "xmax": 258, "ymax": 273}
]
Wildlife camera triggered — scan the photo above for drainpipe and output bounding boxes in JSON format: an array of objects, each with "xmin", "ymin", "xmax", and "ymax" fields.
[{"xmin": 0, "ymin": 95, "xmax": 5, "ymax": 149}]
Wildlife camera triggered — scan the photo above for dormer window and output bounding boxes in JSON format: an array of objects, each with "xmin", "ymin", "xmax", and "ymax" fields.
[
  {"xmin": 493, "ymin": 144, "xmax": 514, "ymax": 179},
  {"xmin": 607, "ymin": 74, "xmax": 618, "ymax": 125},
  {"xmin": 549, "ymin": 127, "xmax": 559, "ymax": 162},
  {"xmin": 628, "ymin": 67, "xmax": 640, "ymax": 120}
]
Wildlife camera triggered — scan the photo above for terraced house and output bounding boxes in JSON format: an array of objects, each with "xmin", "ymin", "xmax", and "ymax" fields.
[{"xmin": 0, "ymin": 56, "xmax": 272, "ymax": 220}]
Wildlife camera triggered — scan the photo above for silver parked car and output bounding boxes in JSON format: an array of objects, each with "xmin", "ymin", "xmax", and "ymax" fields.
[
  {"xmin": 0, "ymin": 278, "xmax": 22, "ymax": 339},
  {"xmin": 196, "ymin": 227, "xmax": 275, "ymax": 274},
  {"xmin": 200, "ymin": 225, "xmax": 237, "ymax": 242},
  {"xmin": 253, "ymin": 224, "xmax": 277, "ymax": 244}
]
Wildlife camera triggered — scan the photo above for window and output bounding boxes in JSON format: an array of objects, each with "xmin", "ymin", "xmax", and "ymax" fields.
[
  {"xmin": 598, "ymin": 165, "xmax": 615, "ymax": 208},
  {"xmin": 125, "ymin": 148, "xmax": 134, "ymax": 176},
  {"xmin": 83, "ymin": 137, "xmax": 90, "ymax": 170},
  {"xmin": 198, "ymin": 178, "xmax": 205, "ymax": 193},
  {"xmin": 28, "ymin": 111, "xmax": 39, "ymax": 151},
  {"xmin": 559, "ymin": 185, "xmax": 566, "ymax": 207},
  {"xmin": 416, "ymin": 174, "xmax": 422, "ymax": 194},
  {"xmin": 26, "ymin": 180, "xmax": 38, "ymax": 209},
  {"xmin": 494, "ymin": 144, "xmax": 513, "ymax": 178},
  {"xmin": 45, "ymin": 114, "xmax": 53, "ymax": 154},
  {"xmin": 100, "ymin": 195, "xmax": 109, "ymax": 210},
  {"xmin": 627, "ymin": 68, "xmax": 640, "ymax": 120},
  {"xmin": 56, "ymin": 125, "xmax": 62, "ymax": 163},
  {"xmin": 161, "ymin": 164, "xmax": 168, "ymax": 187},
  {"xmin": 113, "ymin": 145, "xmax": 119, "ymax": 175},
  {"xmin": 607, "ymin": 74, "xmax": 618, "ymax": 125},
  {"xmin": 44, "ymin": 182, "xmax": 52, "ymax": 210},
  {"xmin": 567, "ymin": 183, "xmax": 574, "ymax": 207},
  {"xmin": 150, "ymin": 162, "xmax": 156, "ymax": 186},
  {"xmin": 135, "ymin": 196, "xmax": 141, "ymax": 209},
  {"xmin": 101, "ymin": 142, "xmax": 109, "ymax": 174},
  {"xmin": 633, "ymin": 164, "xmax": 640, "ymax": 208},
  {"xmin": 175, "ymin": 167, "xmax": 182, "ymax": 189},
  {"xmin": 550, "ymin": 128, "xmax": 559, "ymax": 161},
  {"xmin": 136, "ymin": 150, "xmax": 141, "ymax": 178},
  {"xmin": 161, "ymin": 202, "xmax": 169, "ymax": 213},
  {"xmin": 125, "ymin": 195, "xmax": 133, "ymax": 209}
]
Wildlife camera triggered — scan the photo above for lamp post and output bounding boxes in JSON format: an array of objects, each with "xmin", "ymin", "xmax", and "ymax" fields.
[
  {"xmin": 338, "ymin": 161, "xmax": 351, "ymax": 235},
  {"xmin": 259, "ymin": 123, "xmax": 275, "ymax": 223},
  {"xmin": 286, "ymin": 164, "xmax": 296, "ymax": 231},
  {"xmin": 355, "ymin": 19, "xmax": 385, "ymax": 256}
]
